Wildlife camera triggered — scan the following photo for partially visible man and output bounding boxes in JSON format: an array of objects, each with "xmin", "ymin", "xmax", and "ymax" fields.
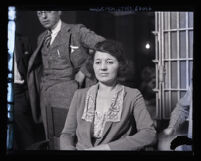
[
  {"xmin": 13, "ymin": 33, "xmax": 38, "ymax": 150},
  {"xmin": 160, "ymin": 81, "xmax": 193, "ymax": 151},
  {"xmin": 27, "ymin": 11, "xmax": 105, "ymax": 139}
]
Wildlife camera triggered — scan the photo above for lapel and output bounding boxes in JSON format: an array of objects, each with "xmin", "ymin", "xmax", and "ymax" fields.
[
  {"xmin": 50, "ymin": 22, "xmax": 71, "ymax": 50},
  {"xmin": 95, "ymin": 88, "xmax": 128, "ymax": 145},
  {"xmin": 80, "ymin": 85, "xmax": 97, "ymax": 147},
  {"xmin": 27, "ymin": 31, "xmax": 46, "ymax": 74}
]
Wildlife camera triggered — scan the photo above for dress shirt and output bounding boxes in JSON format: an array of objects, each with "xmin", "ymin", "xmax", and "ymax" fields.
[{"xmin": 50, "ymin": 19, "xmax": 62, "ymax": 45}]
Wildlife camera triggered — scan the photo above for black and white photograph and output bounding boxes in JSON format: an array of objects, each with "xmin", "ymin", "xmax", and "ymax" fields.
[{"xmin": 1, "ymin": 2, "xmax": 199, "ymax": 158}]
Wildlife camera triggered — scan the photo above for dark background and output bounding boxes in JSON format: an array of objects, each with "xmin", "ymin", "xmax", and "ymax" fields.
[{"xmin": 15, "ymin": 11, "xmax": 155, "ymax": 89}]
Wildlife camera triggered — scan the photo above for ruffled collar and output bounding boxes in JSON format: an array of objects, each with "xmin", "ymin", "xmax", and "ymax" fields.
[{"xmin": 81, "ymin": 83, "xmax": 125, "ymax": 123}]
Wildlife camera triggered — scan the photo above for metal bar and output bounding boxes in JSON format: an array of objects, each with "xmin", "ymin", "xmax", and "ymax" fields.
[
  {"xmin": 163, "ymin": 28, "xmax": 193, "ymax": 32},
  {"xmin": 186, "ymin": 12, "xmax": 189, "ymax": 91},
  {"xmin": 152, "ymin": 59, "xmax": 159, "ymax": 63},
  {"xmin": 154, "ymin": 11, "xmax": 159, "ymax": 120},
  {"xmin": 163, "ymin": 58, "xmax": 193, "ymax": 61},
  {"xmin": 153, "ymin": 89, "xmax": 159, "ymax": 92},
  {"xmin": 164, "ymin": 88, "xmax": 188, "ymax": 91},
  {"xmin": 155, "ymin": 12, "xmax": 159, "ymax": 90},
  {"xmin": 161, "ymin": 12, "xmax": 165, "ymax": 119},
  {"xmin": 167, "ymin": 12, "xmax": 171, "ymax": 119},
  {"xmin": 155, "ymin": 12, "xmax": 161, "ymax": 119},
  {"xmin": 157, "ymin": 12, "xmax": 162, "ymax": 120},
  {"xmin": 177, "ymin": 12, "xmax": 180, "ymax": 102}
]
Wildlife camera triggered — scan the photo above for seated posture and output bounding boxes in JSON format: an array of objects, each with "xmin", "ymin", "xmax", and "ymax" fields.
[
  {"xmin": 162, "ymin": 82, "xmax": 192, "ymax": 151},
  {"xmin": 60, "ymin": 40, "xmax": 156, "ymax": 150}
]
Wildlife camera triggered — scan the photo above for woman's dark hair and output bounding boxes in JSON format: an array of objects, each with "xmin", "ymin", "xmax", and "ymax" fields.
[{"xmin": 87, "ymin": 40, "xmax": 129, "ymax": 82}]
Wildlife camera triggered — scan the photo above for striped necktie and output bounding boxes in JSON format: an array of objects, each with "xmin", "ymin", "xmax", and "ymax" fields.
[{"xmin": 44, "ymin": 30, "xmax": 52, "ymax": 48}]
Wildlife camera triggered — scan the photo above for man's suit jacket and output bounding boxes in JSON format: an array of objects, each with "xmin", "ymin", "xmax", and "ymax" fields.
[
  {"xmin": 60, "ymin": 85, "xmax": 156, "ymax": 150},
  {"xmin": 27, "ymin": 22, "xmax": 105, "ymax": 123},
  {"xmin": 15, "ymin": 33, "xmax": 32, "ymax": 84}
]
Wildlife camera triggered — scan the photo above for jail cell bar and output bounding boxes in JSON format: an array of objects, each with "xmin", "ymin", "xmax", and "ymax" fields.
[{"xmin": 154, "ymin": 12, "xmax": 193, "ymax": 120}]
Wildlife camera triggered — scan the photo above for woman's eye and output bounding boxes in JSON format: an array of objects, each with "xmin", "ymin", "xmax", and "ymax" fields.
[
  {"xmin": 95, "ymin": 61, "xmax": 101, "ymax": 64},
  {"xmin": 107, "ymin": 61, "xmax": 114, "ymax": 64}
]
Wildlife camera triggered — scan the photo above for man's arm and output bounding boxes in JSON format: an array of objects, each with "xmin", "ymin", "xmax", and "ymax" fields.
[
  {"xmin": 78, "ymin": 24, "xmax": 105, "ymax": 49},
  {"xmin": 164, "ymin": 86, "xmax": 192, "ymax": 135},
  {"xmin": 74, "ymin": 70, "xmax": 85, "ymax": 88},
  {"xmin": 70, "ymin": 25, "xmax": 105, "ymax": 87}
]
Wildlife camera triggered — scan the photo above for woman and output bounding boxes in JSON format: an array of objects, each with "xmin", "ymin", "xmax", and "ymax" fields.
[{"xmin": 60, "ymin": 40, "xmax": 156, "ymax": 150}]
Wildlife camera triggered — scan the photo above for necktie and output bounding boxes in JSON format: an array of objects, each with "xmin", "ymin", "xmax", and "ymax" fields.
[{"xmin": 44, "ymin": 30, "xmax": 52, "ymax": 48}]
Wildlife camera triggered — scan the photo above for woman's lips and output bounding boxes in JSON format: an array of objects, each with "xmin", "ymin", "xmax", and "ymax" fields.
[{"xmin": 99, "ymin": 73, "xmax": 109, "ymax": 76}]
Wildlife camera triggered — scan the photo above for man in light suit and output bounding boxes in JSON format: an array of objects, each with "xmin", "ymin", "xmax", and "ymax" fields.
[{"xmin": 27, "ymin": 11, "xmax": 105, "ymax": 139}]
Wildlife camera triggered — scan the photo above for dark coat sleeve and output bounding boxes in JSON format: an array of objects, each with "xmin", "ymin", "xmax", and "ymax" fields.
[{"xmin": 15, "ymin": 34, "xmax": 33, "ymax": 82}]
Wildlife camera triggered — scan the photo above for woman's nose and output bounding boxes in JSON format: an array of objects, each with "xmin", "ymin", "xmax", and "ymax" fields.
[{"xmin": 100, "ymin": 62, "xmax": 107, "ymax": 70}]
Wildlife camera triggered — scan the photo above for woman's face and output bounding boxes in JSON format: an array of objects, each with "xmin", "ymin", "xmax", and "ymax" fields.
[{"xmin": 93, "ymin": 51, "xmax": 119, "ymax": 85}]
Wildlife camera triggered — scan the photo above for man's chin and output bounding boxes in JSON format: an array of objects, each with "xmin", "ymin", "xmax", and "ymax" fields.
[{"xmin": 42, "ymin": 24, "xmax": 51, "ymax": 29}]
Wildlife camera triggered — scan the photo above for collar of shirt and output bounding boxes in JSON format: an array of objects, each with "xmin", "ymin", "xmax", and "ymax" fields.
[{"xmin": 50, "ymin": 19, "xmax": 62, "ymax": 44}]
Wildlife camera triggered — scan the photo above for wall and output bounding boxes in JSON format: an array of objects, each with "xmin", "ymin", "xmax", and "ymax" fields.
[{"xmin": 16, "ymin": 11, "xmax": 155, "ymax": 88}]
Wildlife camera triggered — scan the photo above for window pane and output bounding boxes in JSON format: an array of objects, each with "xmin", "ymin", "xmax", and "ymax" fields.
[
  {"xmin": 7, "ymin": 83, "xmax": 13, "ymax": 102},
  {"xmin": 164, "ymin": 62, "xmax": 170, "ymax": 88},
  {"xmin": 7, "ymin": 104, "xmax": 13, "ymax": 112},
  {"xmin": 8, "ymin": 112, "xmax": 14, "ymax": 122},
  {"xmin": 180, "ymin": 61, "xmax": 186, "ymax": 89},
  {"xmin": 189, "ymin": 30, "xmax": 193, "ymax": 58},
  {"xmin": 171, "ymin": 31, "xmax": 177, "ymax": 59},
  {"xmin": 188, "ymin": 12, "xmax": 193, "ymax": 28},
  {"xmin": 179, "ymin": 12, "xmax": 186, "ymax": 28},
  {"xmin": 170, "ymin": 12, "xmax": 177, "ymax": 29},
  {"xmin": 8, "ymin": 73, "xmax": 13, "ymax": 79},
  {"xmin": 171, "ymin": 62, "xmax": 177, "ymax": 88},
  {"xmin": 164, "ymin": 91, "xmax": 171, "ymax": 117},
  {"xmin": 8, "ymin": 51, "xmax": 13, "ymax": 73},
  {"xmin": 189, "ymin": 61, "xmax": 193, "ymax": 80},
  {"xmin": 179, "ymin": 31, "xmax": 186, "ymax": 58},
  {"xmin": 164, "ymin": 32, "xmax": 169, "ymax": 59},
  {"xmin": 164, "ymin": 12, "xmax": 169, "ymax": 30}
]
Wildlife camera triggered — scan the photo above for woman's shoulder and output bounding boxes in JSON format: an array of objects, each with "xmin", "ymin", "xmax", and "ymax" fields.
[
  {"xmin": 124, "ymin": 86, "xmax": 141, "ymax": 95},
  {"xmin": 74, "ymin": 87, "xmax": 91, "ymax": 96},
  {"xmin": 123, "ymin": 86, "xmax": 144, "ymax": 100}
]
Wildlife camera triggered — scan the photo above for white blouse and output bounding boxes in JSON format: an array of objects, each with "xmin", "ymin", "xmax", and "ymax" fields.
[{"xmin": 81, "ymin": 83, "xmax": 125, "ymax": 138}]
